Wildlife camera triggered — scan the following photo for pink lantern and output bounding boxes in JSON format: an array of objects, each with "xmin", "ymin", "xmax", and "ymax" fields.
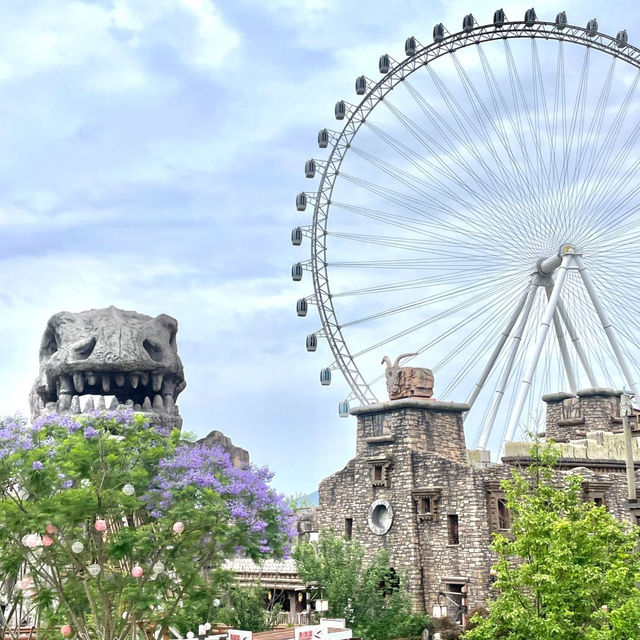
[
  {"xmin": 94, "ymin": 519, "xmax": 107, "ymax": 532},
  {"xmin": 42, "ymin": 535, "xmax": 54, "ymax": 547},
  {"xmin": 24, "ymin": 534, "xmax": 40, "ymax": 548},
  {"xmin": 172, "ymin": 521, "xmax": 185, "ymax": 535},
  {"xmin": 61, "ymin": 625, "xmax": 72, "ymax": 636},
  {"xmin": 45, "ymin": 524, "xmax": 57, "ymax": 535},
  {"xmin": 17, "ymin": 576, "xmax": 33, "ymax": 590},
  {"xmin": 131, "ymin": 565, "xmax": 143, "ymax": 578}
]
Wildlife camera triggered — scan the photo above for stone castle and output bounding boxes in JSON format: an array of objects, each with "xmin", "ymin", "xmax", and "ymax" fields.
[{"xmin": 316, "ymin": 361, "xmax": 640, "ymax": 626}]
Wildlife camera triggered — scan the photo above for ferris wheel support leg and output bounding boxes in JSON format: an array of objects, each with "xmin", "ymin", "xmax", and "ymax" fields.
[
  {"xmin": 477, "ymin": 283, "xmax": 539, "ymax": 450},
  {"xmin": 504, "ymin": 254, "xmax": 573, "ymax": 447},
  {"xmin": 555, "ymin": 297, "xmax": 598, "ymax": 388},
  {"xmin": 575, "ymin": 256, "xmax": 638, "ymax": 395},
  {"xmin": 544, "ymin": 285, "xmax": 577, "ymax": 394},
  {"xmin": 465, "ymin": 281, "xmax": 536, "ymax": 413}
]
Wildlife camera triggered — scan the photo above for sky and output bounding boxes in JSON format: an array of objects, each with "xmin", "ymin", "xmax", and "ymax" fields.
[{"xmin": 1, "ymin": 0, "xmax": 639, "ymax": 496}]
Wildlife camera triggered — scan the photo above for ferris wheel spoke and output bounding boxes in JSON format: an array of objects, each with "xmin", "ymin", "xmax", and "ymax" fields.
[
  {"xmin": 338, "ymin": 172, "xmax": 518, "ymax": 246},
  {"xmin": 347, "ymin": 142, "xmax": 508, "ymax": 236},
  {"xmin": 348, "ymin": 278, "xmax": 517, "ymax": 358},
  {"xmin": 571, "ymin": 71, "xmax": 640, "ymax": 237},
  {"xmin": 361, "ymin": 107, "xmax": 528, "ymax": 243},
  {"xmin": 330, "ymin": 201, "xmax": 508, "ymax": 251},
  {"xmin": 452, "ymin": 47, "xmax": 549, "ymax": 212},
  {"xmin": 556, "ymin": 46, "xmax": 591, "ymax": 227},
  {"xmin": 423, "ymin": 64, "xmax": 547, "ymax": 244},
  {"xmin": 391, "ymin": 80, "xmax": 521, "ymax": 211},
  {"xmin": 338, "ymin": 275, "xmax": 517, "ymax": 328},
  {"xmin": 331, "ymin": 272, "xmax": 503, "ymax": 298},
  {"xmin": 500, "ymin": 41, "xmax": 557, "ymax": 236},
  {"xmin": 475, "ymin": 43, "xmax": 546, "ymax": 212}
]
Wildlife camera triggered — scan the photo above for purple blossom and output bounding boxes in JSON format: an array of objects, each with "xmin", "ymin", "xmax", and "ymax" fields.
[
  {"xmin": 83, "ymin": 426, "xmax": 99, "ymax": 439},
  {"xmin": 143, "ymin": 441, "xmax": 297, "ymax": 554},
  {"xmin": 61, "ymin": 480, "xmax": 73, "ymax": 489},
  {"xmin": 32, "ymin": 461, "xmax": 43, "ymax": 470}
]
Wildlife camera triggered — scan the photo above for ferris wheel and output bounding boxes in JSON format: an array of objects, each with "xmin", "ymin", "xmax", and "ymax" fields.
[{"xmin": 291, "ymin": 9, "xmax": 640, "ymax": 453}]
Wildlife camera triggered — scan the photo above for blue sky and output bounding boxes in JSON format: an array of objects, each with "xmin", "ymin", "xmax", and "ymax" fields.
[{"xmin": 1, "ymin": 0, "xmax": 639, "ymax": 495}]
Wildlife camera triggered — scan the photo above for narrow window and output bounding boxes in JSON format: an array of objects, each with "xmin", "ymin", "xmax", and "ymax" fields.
[
  {"xmin": 593, "ymin": 496, "xmax": 604, "ymax": 508},
  {"xmin": 373, "ymin": 465, "xmax": 383, "ymax": 482},
  {"xmin": 345, "ymin": 518, "xmax": 353, "ymax": 539},
  {"xmin": 448, "ymin": 514, "xmax": 459, "ymax": 545},
  {"xmin": 497, "ymin": 498, "xmax": 510, "ymax": 530},
  {"xmin": 419, "ymin": 496, "xmax": 431, "ymax": 514}
]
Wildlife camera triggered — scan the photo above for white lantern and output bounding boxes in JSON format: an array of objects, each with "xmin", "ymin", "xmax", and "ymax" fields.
[
  {"xmin": 186, "ymin": 633, "xmax": 194, "ymax": 639},
  {"xmin": 87, "ymin": 564, "xmax": 101, "ymax": 577},
  {"xmin": 80, "ymin": 479, "xmax": 91, "ymax": 488},
  {"xmin": 122, "ymin": 483, "xmax": 135, "ymax": 496},
  {"xmin": 153, "ymin": 561, "xmax": 165, "ymax": 574},
  {"xmin": 212, "ymin": 599, "xmax": 220, "ymax": 608},
  {"xmin": 71, "ymin": 541, "xmax": 84, "ymax": 553}
]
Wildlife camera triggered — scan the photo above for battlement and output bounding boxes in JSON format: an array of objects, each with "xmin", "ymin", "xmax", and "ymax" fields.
[{"xmin": 542, "ymin": 388, "xmax": 622, "ymax": 442}]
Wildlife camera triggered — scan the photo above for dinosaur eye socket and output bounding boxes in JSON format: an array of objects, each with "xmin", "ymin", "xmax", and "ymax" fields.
[{"xmin": 143, "ymin": 339, "xmax": 163, "ymax": 362}]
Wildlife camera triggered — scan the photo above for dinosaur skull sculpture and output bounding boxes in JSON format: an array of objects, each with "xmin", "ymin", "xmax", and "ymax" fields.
[
  {"xmin": 30, "ymin": 306, "xmax": 185, "ymax": 429},
  {"xmin": 381, "ymin": 353, "xmax": 434, "ymax": 401}
]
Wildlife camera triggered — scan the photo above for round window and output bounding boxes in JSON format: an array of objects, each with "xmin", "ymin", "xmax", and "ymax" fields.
[{"xmin": 368, "ymin": 499, "xmax": 394, "ymax": 536}]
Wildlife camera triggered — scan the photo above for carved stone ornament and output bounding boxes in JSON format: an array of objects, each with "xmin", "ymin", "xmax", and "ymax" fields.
[
  {"xmin": 381, "ymin": 353, "xmax": 434, "ymax": 400},
  {"xmin": 29, "ymin": 306, "xmax": 185, "ymax": 430},
  {"xmin": 368, "ymin": 498, "xmax": 394, "ymax": 536}
]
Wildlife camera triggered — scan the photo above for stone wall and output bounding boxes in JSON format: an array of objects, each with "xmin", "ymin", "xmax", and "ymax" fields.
[{"xmin": 317, "ymin": 388, "xmax": 640, "ymax": 626}]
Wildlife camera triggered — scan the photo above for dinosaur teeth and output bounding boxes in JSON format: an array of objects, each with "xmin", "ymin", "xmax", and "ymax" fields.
[
  {"xmin": 101, "ymin": 375, "xmax": 110, "ymax": 393},
  {"xmin": 114, "ymin": 374, "xmax": 125, "ymax": 387},
  {"xmin": 73, "ymin": 373, "xmax": 84, "ymax": 393},
  {"xmin": 129, "ymin": 374, "xmax": 139, "ymax": 389},
  {"xmin": 140, "ymin": 373, "xmax": 149, "ymax": 386},
  {"xmin": 59, "ymin": 376, "xmax": 73, "ymax": 395},
  {"xmin": 71, "ymin": 395, "xmax": 81, "ymax": 414},
  {"xmin": 86, "ymin": 372, "xmax": 98, "ymax": 386},
  {"xmin": 58, "ymin": 394, "xmax": 72, "ymax": 411},
  {"xmin": 164, "ymin": 395, "xmax": 175, "ymax": 414},
  {"xmin": 109, "ymin": 397, "xmax": 119, "ymax": 410},
  {"xmin": 83, "ymin": 396, "xmax": 95, "ymax": 412},
  {"xmin": 97, "ymin": 396, "xmax": 106, "ymax": 410},
  {"xmin": 152, "ymin": 395, "xmax": 164, "ymax": 411},
  {"xmin": 152, "ymin": 374, "xmax": 163, "ymax": 392},
  {"xmin": 142, "ymin": 397, "xmax": 152, "ymax": 412}
]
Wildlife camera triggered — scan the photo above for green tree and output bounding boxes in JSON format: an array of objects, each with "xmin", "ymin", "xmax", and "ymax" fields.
[
  {"xmin": 0, "ymin": 411, "xmax": 294, "ymax": 640},
  {"xmin": 465, "ymin": 443, "xmax": 640, "ymax": 640},
  {"xmin": 294, "ymin": 533, "xmax": 431, "ymax": 640},
  {"xmin": 218, "ymin": 585, "xmax": 281, "ymax": 632}
]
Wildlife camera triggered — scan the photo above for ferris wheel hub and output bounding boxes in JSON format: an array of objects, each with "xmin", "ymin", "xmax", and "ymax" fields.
[{"xmin": 536, "ymin": 244, "xmax": 581, "ymax": 275}]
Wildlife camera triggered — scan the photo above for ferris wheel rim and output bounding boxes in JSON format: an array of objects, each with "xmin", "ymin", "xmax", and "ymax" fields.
[{"xmin": 307, "ymin": 17, "xmax": 640, "ymax": 409}]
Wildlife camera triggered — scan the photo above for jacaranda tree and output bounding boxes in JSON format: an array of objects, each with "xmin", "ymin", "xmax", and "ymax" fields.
[{"xmin": 0, "ymin": 410, "xmax": 295, "ymax": 640}]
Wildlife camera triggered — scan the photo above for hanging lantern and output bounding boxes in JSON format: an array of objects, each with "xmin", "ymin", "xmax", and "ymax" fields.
[
  {"xmin": 87, "ymin": 564, "xmax": 101, "ymax": 577},
  {"xmin": 45, "ymin": 524, "xmax": 57, "ymax": 535},
  {"xmin": 298, "ymin": 592, "xmax": 303, "ymax": 602},
  {"xmin": 61, "ymin": 625, "xmax": 72, "ymax": 637},
  {"xmin": 23, "ymin": 534, "xmax": 40, "ymax": 548},
  {"xmin": 173, "ymin": 521, "xmax": 185, "ymax": 534},
  {"xmin": 42, "ymin": 535, "xmax": 54, "ymax": 547},
  {"xmin": 94, "ymin": 519, "xmax": 107, "ymax": 532},
  {"xmin": 80, "ymin": 479, "xmax": 90, "ymax": 488},
  {"xmin": 71, "ymin": 541, "xmax": 84, "ymax": 553},
  {"xmin": 132, "ymin": 565, "xmax": 143, "ymax": 578},
  {"xmin": 153, "ymin": 561, "xmax": 165, "ymax": 574},
  {"xmin": 212, "ymin": 598, "xmax": 221, "ymax": 608},
  {"xmin": 122, "ymin": 483, "xmax": 135, "ymax": 496}
]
